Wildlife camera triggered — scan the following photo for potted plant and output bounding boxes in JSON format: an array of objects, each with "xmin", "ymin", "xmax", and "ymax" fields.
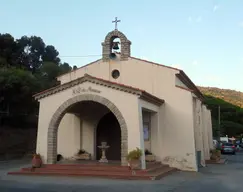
[
  {"xmin": 210, "ymin": 149, "xmax": 221, "ymax": 161},
  {"xmin": 75, "ymin": 149, "xmax": 91, "ymax": 160},
  {"xmin": 126, "ymin": 147, "xmax": 142, "ymax": 170},
  {"xmin": 145, "ymin": 149, "xmax": 155, "ymax": 162},
  {"xmin": 31, "ymin": 153, "xmax": 42, "ymax": 171}
]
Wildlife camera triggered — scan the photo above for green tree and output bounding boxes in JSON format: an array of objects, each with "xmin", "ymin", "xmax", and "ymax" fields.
[
  {"xmin": 203, "ymin": 95, "xmax": 243, "ymax": 137},
  {"xmin": 0, "ymin": 33, "xmax": 73, "ymax": 128},
  {"xmin": 0, "ymin": 67, "xmax": 40, "ymax": 115}
]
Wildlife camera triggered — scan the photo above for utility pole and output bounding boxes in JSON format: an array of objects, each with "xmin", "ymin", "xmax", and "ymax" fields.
[{"xmin": 218, "ymin": 105, "xmax": 221, "ymax": 141}]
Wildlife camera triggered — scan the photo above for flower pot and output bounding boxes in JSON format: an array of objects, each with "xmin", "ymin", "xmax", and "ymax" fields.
[
  {"xmin": 210, "ymin": 150, "xmax": 221, "ymax": 161},
  {"xmin": 76, "ymin": 153, "xmax": 91, "ymax": 160},
  {"xmin": 210, "ymin": 154, "xmax": 218, "ymax": 160},
  {"xmin": 216, "ymin": 150, "xmax": 221, "ymax": 158},
  {"xmin": 32, "ymin": 154, "xmax": 42, "ymax": 168},
  {"xmin": 128, "ymin": 159, "xmax": 141, "ymax": 170},
  {"xmin": 145, "ymin": 154, "xmax": 156, "ymax": 162}
]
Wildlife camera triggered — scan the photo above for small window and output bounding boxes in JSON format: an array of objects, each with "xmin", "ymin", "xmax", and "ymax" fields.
[
  {"xmin": 143, "ymin": 123, "xmax": 150, "ymax": 141},
  {"xmin": 111, "ymin": 69, "xmax": 120, "ymax": 79}
]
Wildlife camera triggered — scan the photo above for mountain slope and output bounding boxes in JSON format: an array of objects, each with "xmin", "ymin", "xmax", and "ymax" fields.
[
  {"xmin": 198, "ymin": 86, "xmax": 243, "ymax": 108},
  {"xmin": 197, "ymin": 86, "xmax": 243, "ymax": 137}
]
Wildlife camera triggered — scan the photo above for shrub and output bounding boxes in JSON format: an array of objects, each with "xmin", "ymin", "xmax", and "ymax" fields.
[{"xmin": 126, "ymin": 147, "xmax": 142, "ymax": 161}]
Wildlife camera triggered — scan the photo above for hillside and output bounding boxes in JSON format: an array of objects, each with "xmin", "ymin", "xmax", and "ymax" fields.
[
  {"xmin": 198, "ymin": 86, "xmax": 243, "ymax": 108},
  {"xmin": 197, "ymin": 86, "xmax": 243, "ymax": 137}
]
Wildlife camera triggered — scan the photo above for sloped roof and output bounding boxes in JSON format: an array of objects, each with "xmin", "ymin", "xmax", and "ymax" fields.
[
  {"xmin": 33, "ymin": 74, "xmax": 164, "ymax": 106},
  {"xmin": 56, "ymin": 56, "xmax": 179, "ymax": 79},
  {"xmin": 55, "ymin": 56, "xmax": 203, "ymax": 100}
]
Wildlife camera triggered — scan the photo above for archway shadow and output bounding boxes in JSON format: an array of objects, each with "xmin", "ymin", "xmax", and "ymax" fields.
[{"xmin": 96, "ymin": 112, "xmax": 121, "ymax": 161}]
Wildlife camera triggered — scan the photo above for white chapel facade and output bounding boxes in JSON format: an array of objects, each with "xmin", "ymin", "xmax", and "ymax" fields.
[{"xmin": 34, "ymin": 28, "xmax": 213, "ymax": 171}]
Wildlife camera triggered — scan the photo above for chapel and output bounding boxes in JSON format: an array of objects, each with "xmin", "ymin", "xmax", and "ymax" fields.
[{"xmin": 33, "ymin": 19, "xmax": 213, "ymax": 172}]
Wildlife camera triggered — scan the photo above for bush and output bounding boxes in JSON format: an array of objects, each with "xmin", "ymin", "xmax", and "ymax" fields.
[
  {"xmin": 77, "ymin": 149, "xmax": 86, "ymax": 155},
  {"xmin": 126, "ymin": 148, "xmax": 142, "ymax": 161}
]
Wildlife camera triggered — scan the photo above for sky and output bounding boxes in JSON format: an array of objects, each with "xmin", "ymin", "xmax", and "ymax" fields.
[{"xmin": 1, "ymin": 0, "xmax": 243, "ymax": 91}]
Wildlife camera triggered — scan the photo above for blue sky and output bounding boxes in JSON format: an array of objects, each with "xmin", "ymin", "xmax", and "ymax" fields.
[{"xmin": 1, "ymin": 0, "xmax": 243, "ymax": 91}]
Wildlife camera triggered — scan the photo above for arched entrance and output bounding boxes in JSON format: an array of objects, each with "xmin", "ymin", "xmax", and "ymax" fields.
[
  {"xmin": 96, "ymin": 112, "xmax": 121, "ymax": 161},
  {"xmin": 47, "ymin": 94, "xmax": 128, "ymax": 166}
]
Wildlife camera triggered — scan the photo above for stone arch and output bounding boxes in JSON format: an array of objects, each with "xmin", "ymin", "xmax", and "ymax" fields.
[
  {"xmin": 104, "ymin": 30, "xmax": 130, "ymax": 45},
  {"xmin": 47, "ymin": 94, "xmax": 128, "ymax": 166},
  {"xmin": 102, "ymin": 30, "xmax": 131, "ymax": 61}
]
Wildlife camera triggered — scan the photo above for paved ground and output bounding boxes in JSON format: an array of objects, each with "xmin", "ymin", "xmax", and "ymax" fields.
[{"xmin": 1, "ymin": 153, "xmax": 243, "ymax": 192}]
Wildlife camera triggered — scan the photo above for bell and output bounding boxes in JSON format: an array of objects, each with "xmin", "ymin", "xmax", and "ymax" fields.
[
  {"xmin": 112, "ymin": 42, "xmax": 119, "ymax": 50},
  {"xmin": 109, "ymin": 53, "xmax": 116, "ymax": 59}
]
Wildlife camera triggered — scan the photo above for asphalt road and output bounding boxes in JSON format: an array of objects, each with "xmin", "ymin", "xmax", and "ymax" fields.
[{"xmin": 1, "ymin": 153, "xmax": 243, "ymax": 192}]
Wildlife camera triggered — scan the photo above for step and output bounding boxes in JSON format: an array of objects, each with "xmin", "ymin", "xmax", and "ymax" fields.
[
  {"xmin": 149, "ymin": 166, "xmax": 177, "ymax": 180},
  {"xmin": 21, "ymin": 167, "xmax": 133, "ymax": 174},
  {"xmin": 22, "ymin": 163, "xmax": 166, "ymax": 174},
  {"xmin": 52, "ymin": 161, "xmax": 161, "ymax": 168},
  {"xmin": 8, "ymin": 171, "xmax": 151, "ymax": 180},
  {"xmin": 20, "ymin": 169, "xmax": 135, "ymax": 175},
  {"xmin": 145, "ymin": 164, "xmax": 168, "ymax": 173},
  {"xmin": 8, "ymin": 167, "xmax": 177, "ymax": 181},
  {"xmin": 45, "ymin": 163, "xmax": 129, "ymax": 169},
  {"xmin": 8, "ymin": 166, "xmax": 177, "ymax": 180},
  {"xmin": 46, "ymin": 163, "xmax": 164, "ymax": 170},
  {"xmin": 42, "ymin": 164, "xmax": 132, "ymax": 171},
  {"xmin": 21, "ymin": 166, "xmax": 164, "ymax": 175}
]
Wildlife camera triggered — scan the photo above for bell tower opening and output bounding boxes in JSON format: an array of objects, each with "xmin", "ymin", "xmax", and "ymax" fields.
[
  {"xmin": 111, "ymin": 38, "xmax": 121, "ymax": 53},
  {"xmin": 102, "ymin": 17, "xmax": 131, "ymax": 61},
  {"xmin": 110, "ymin": 37, "xmax": 121, "ymax": 59}
]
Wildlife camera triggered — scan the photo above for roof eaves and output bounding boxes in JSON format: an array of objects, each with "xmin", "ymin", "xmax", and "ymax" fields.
[
  {"xmin": 140, "ymin": 91, "xmax": 165, "ymax": 106},
  {"xmin": 176, "ymin": 71, "xmax": 204, "ymax": 101},
  {"xmin": 130, "ymin": 56, "xmax": 180, "ymax": 71},
  {"xmin": 33, "ymin": 74, "xmax": 144, "ymax": 100}
]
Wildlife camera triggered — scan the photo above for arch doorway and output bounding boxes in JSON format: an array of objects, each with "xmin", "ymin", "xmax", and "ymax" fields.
[
  {"xmin": 47, "ymin": 94, "xmax": 128, "ymax": 166},
  {"xmin": 96, "ymin": 112, "xmax": 121, "ymax": 161}
]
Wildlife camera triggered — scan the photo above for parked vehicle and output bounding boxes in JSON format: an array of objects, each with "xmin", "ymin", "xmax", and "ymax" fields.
[
  {"xmin": 221, "ymin": 143, "xmax": 236, "ymax": 155},
  {"xmin": 220, "ymin": 137, "xmax": 229, "ymax": 143}
]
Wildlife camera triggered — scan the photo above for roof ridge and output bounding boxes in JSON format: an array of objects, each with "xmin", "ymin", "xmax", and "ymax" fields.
[{"xmin": 129, "ymin": 56, "xmax": 181, "ymax": 71}]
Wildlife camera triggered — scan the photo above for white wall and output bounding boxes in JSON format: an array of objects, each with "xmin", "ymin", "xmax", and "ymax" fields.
[
  {"xmin": 36, "ymin": 81, "xmax": 142, "ymax": 163},
  {"xmin": 53, "ymin": 57, "xmax": 201, "ymax": 171},
  {"xmin": 38, "ymin": 55, "xmax": 214, "ymax": 171},
  {"xmin": 207, "ymin": 109, "xmax": 214, "ymax": 149},
  {"xmin": 81, "ymin": 119, "xmax": 95, "ymax": 159},
  {"xmin": 175, "ymin": 77, "xmax": 188, "ymax": 89},
  {"xmin": 193, "ymin": 98, "xmax": 208, "ymax": 167},
  {"xmin": 192, "ymin": 97, "xmax": 213, "ymax": 166},
  {"xmin": 57, "ymin": 113, "xmax": 80, "ymax": 159},
  {"xmin": 197, "ymin": 99, "xmax": 206, "ymax": 166},
  {"xmin": 160, "ymin": 89, "xmax": 197, "ymax": 171},
  {"xmin": 202, "ymin": 105, "xmax": 210, "ymax": 160}
]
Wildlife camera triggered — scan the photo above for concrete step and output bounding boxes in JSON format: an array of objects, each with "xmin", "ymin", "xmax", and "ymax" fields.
[
  {"xmin": 21, "ymin": 164, "xmax": 166, "ymax": 174},
  {"xmin": 8, "ymin": 165, "xmax": 177, "ymax": 180},
  {"xmin": 8, "ymin": 170, "xmax": 151, "ymax": 180}
]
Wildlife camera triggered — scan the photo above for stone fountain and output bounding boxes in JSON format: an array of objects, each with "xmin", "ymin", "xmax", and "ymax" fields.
[{"xmin": 98, "ymin": 141, "xmax": 110, "ymax": 163}]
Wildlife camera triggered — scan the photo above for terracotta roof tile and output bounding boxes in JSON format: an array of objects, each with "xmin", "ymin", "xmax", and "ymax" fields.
[
  {"xmin": 33, "ymin": 74, "xmax": 164, "ymax": 105},
  {"xmin": 34, "ymin": 74, "xmax": 144, "ymax": 97}
]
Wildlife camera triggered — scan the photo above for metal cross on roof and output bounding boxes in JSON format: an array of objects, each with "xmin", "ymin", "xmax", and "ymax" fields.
[{"xmin": 112, "ymin": 17, "xmax": 121, "ymax": 30}]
